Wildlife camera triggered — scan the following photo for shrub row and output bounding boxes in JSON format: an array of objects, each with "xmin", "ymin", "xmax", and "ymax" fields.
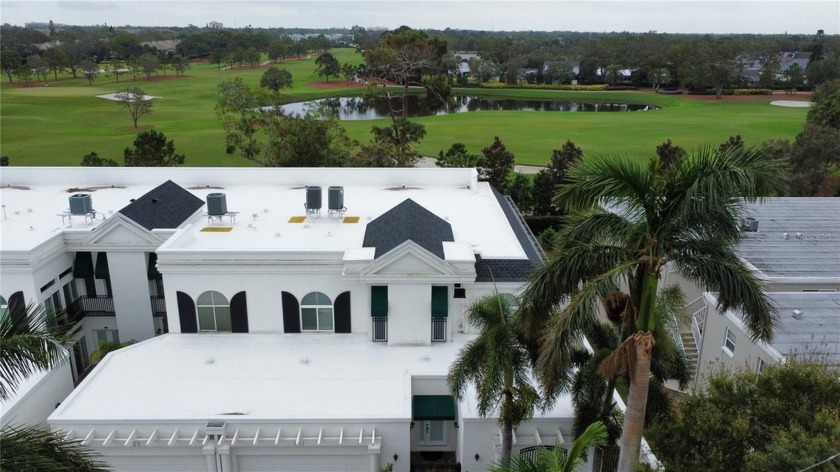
[
  {"xmin": 605, "ymin": 85, "xmax": 639, "ymax": 91},
  {"xmin": 733, "ymin": 88, "xmax": 773, "ymax": 95},
  {"xmin": 478, "ymin": 82, "xmax": 609, "ymax": 91},
  {"xmin": 656, "ymin": 89, "xmax": 684, "ymax": 95}
]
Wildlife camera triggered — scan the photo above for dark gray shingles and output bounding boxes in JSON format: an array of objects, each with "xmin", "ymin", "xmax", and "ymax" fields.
[
  {"xmin": 118, "ymin": 180, "xmax": 204, "ymax": 230},
  {"xmin": 362, "ymin": 199, "xmax": 454, "ymax": 259},
  {"xmin": 474, "ymin": 188, "xmax": 545, "ymax": 282}
]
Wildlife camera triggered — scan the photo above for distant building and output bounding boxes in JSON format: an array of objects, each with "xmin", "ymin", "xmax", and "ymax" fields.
[
  {"xmin": 140, "ymin": 39, "xmax": 180, "ymax": 53},
  {"xmin": 207, "ymin": 21, "xmax": 224, "ymax": 30}
]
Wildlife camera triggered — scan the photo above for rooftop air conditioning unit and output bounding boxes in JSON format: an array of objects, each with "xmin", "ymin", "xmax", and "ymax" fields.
[
  {"xmin": 743, "ymin": 217, "xmax": 759, "ymax": 232},
  {"xmin": 328, "ymin": 186, "xmax": 345, "ymax": 211},
  {"xmin": 207, "ymin": 193, "xmax": 227, "ymax": 216},
  {"xmin": 306, "ymin": 186, "xmax": 322, "ymax": 211},
  {"xmin": 69, "ymin": 194, "xmax": 93, "ymax": 215}
]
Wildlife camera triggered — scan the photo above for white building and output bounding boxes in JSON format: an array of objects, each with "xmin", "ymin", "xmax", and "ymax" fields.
[
  {"xmin": 1, "ymin": 167, "xmax": 600, "ymax": 472},
  {"xmin": 672, "ymin": 198, "xmax": 840, "ymax": 386}
]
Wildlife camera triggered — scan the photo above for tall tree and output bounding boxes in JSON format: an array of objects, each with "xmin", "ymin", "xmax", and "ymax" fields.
[
  {"xmin": 44, "ymin": 47, "xmax": 67, "ymax": 80},
  {"xmin": 449, "ymin": 293, "xmax": 541, "ymax": 464},
  {"xmin": 116, "ymin": 87, "xmax": 152, "ymax": 128},
  {"xmin": 137, "ymin": 53, "xmax": 159, "ymax": 80},
  {"xmin": 260, "ymin": 66, "xmax": 293, "ymax": 93},
  {"xmin": 81, "ymin": 151, "xmax": 119, "ymax": 167},
  {"xmin": 314, "ymin": 52, "xmax": 340, "ymax": 82},
  {"xmin": 480, "ymin": 136, "xmax": 515, "ymax": 193},
  {"xmin": 80, "ymin": 59, "xmax": 98, "ymax": 85},
  {"xmin": 519, "ymin": 145, "xmax": 785, "ymax": 470},
  {"xmin": 124, "ymin": 130, "xmax": 185, "ymax": 166},
  {"xmin": 435, "ymin": 142, "xmax": 484, "ymax": 168},
  {"xmin": 648, "ymin": 360, "xmax": 840, "ymax": 472},
  {"xmin": 1, "ymin": 49, "xmax": 22, "ymax": 83}
]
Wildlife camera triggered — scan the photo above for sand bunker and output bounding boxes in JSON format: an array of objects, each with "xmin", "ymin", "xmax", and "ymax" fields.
[
  {"xmin": 769, "ymin": 100, "xmax": 811, "ymax": 108},
  {"xmin": 97, "ymin": 92, "xmax": 162, "ymax": 101}
]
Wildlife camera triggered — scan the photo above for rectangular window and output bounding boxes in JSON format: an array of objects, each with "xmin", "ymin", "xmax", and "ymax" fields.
[
  {"xmin": 197, "ymin": 307, "xmax": 216, "ymax": 331},
  {"xmin": 301, "ymin": 307, "xmax": 318, "ymax": 331},
  {"xmin": 371, "ymin": 286, "xmax": 388, "ymax": 317},
  {"xmin": 757, "ymin": 358, "xmax": 766, "ymax": 373},
  {"xmin": 40, "ymin": 279, "xmax": 56, "ymax": 293},
  {"xmin": 59, "ymin": 267, "xmax": 73, "ymax": 279},
  {"xmin": 723, "ymin": 328, "xmax": 736, "ymax": 355},
  {"xmin": 317, "ymin": 308, "xmax": 333, "ymax": 331},
  {"xmin": 431, "ymin": 286, "xmax": 448, "ymax": 318}
]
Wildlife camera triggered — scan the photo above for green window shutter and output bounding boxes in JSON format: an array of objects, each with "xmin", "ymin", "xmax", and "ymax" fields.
[
  {"xmin": 94, "ymin": 253, "xmax": 110, "ymax": 280},
  {"xmin": 371, "ymin": 286, "xmax": 388, "ymax": 317},
  {"xmin": 147, "ymin": 253, "xmax": 162, "ymax": 280},
  {"xmin": 73, "ymin": 252, "xmax": 94, "ymax": 278},
  {"xmin": 412, "ymin": 395, "xmax": 456, "ymax": 421},
  {"xmin": 431, "ymin": 286, "xmax": 448, "ymax": 318}
]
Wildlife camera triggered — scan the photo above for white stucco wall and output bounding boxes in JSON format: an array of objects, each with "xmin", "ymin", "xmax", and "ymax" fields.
[
  {"xmin": 1, "ymin": 363, "xmax": 74, "ymax": 428},
  {"xmin": 388, "ymin": 283, "xmax": 433, "ymax": 346},
  {"xmin": 695, "ymin": 296, "xmax": 778, "ymax": 386},
  {"xmin": 107, "ymin": 251, "xmax": 155, "ymax": 342}
]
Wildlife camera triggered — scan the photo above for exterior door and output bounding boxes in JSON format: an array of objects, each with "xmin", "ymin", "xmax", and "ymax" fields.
[{"xmin": 420, "ymin": 420, "xmax": 447, "ymax": 446}]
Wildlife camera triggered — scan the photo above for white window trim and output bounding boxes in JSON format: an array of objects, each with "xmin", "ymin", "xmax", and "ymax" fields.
[
  {"xmin": 722, "ymin": 327, "xmax": 736, "ymax": 357},
  {"xmin": 196, "ymin": 291, "xmax": 231, "ymax": 332},
  {"xmin": 300, "ymin": 292, "xmax": 334, "ymax": 332}
]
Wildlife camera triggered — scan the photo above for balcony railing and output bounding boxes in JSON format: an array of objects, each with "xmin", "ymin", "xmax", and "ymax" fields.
[
  {"xmin": 65, "ymin": 296, "xmax": 115, "ymax": 324},
  {"xmin": 150, "ymin": 296, "xmax": 167, "ymax": 316},
  {"xmin": 431, "ymin": 317, "xmax": 447, "ymax": 342},
  {"xmin": 372, "ymin": 317, "xmax": 388, "ymax": 342}
]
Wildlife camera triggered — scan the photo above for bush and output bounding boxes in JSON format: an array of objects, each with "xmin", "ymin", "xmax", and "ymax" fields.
[
  {"xmin": 734, "ymin": 88, "xmax": 772, "ymax": 95},
  {"xmin": 686, "ymin": 88, "xmax": 735, "ymax": 96},
  {"xmin": 605, "ymin": 85, "xmax": 639, "ymax": 91},
  {"xmin": 477, "ymin": 82, "xmax": 609, "ymax": 91},
  {"xmin": 656, "ymin": 89, "xmax": 684, "ymax": 95},
  {"xmin": 524, "ymin": 215, "xmax": 565, "ymax": 235}
]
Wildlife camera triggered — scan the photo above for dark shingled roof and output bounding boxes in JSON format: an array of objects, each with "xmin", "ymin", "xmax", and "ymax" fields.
[
  {"xmin": 118, "ymin": 180, "xmax": 204, "ymax": 230},
  {"xmin": 474, "ymin": 187, "xmax": 545, "ymax": 282},
  {"xmin": 363, "ymin": 199, "xmax": 454, "ymax": 259}
]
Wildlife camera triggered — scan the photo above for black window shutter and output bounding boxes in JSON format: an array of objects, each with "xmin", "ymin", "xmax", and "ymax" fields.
[
  {"xmin": 281, "ymin": 291, "xmax": 300, "ymax": 333},
  {"xmin": 334, "ymin": 291, "xmax": 351, "ymax": 333},
  {"xmin": 84, "ymin": 276, "xmax": 97, "ymax": 297},
  {"xmin": 177, "ymin": 291, "xmax": 197, "ymax": 333},
  {"xmin": 8, "ymin": 291, "xmax": 26, "ymax": 326},
  {"xmin": 230, "ymin": 291, "xmax": 249, "ymax": 333}
]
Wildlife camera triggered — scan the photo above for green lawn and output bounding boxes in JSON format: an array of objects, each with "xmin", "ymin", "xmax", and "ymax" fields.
[{"xmin": 0, "ymin": 48, "xmax": 808, "ymax": 167}]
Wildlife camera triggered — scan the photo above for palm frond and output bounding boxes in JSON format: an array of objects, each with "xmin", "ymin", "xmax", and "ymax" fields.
[
  {"xmin": 555, "ymin": 155, "xmax": 654, "ymax": 216},
  {"xmin": 561, "ymin": 421, "xmax": 608, "ymax": 472},
  {"xmin": 673, "ymin": 246, "xmax": 777, "ymax": 341},
  {"xmin": 536, "ymin": 259, "xmax": 637, "ymax": 400},
  {"xmin": 0, "ymin": 304, "xmax": 73, "ymax": 401},
  {"xmin": 0, "ymin": 424, "xmax": 108, "ymax": 472}
]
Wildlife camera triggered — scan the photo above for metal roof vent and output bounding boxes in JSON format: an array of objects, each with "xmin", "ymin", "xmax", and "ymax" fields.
[
  {"xmin": 305, "ymin": 186, "xmax": 322, "ymax": 215},
  {"xmin": 742, "ymin": 217, "xmax": 759, "ymax": 232},
  {"xmin": 206, "ymin": 193, "xmax": 227, "ymax": 216},
  {"xmin": 792, "ymin": 309, "xmax": 804, "ymax": 320},
  {"xmin": 69, "ymin": 194, "xmax": 93, "ymax": 215},
  {"xmin": 328, "ymin": 186, "xmax": 346, "ymax": 216}
]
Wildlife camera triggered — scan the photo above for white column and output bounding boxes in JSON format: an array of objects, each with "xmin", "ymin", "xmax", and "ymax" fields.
[
  {"xmin": 107, "ymin": 251, "xmax": 155, "ymax": 342},
  {"xmin": 368, "ymin": 444, "xmax": 381, "ymax": 472},
  {"xmin": 203, "ymin": 443, "xmax": 217, "ymax": 472},
  {"xmin": 219, "ymin": 444, "xmax": 233, "ymax": 472}
]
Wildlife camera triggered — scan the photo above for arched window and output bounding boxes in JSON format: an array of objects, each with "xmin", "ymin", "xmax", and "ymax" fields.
[
  {"xmin": 300, "ymin": 292, "xmax": 333, "ymax": 332},
  {"xmin": 196, "ymin": 291, "xmax": 231, "ymax": 332},
  {"xmin": 500, "ymin": 293, "xmax": 519, "ymax": 311},
  {"xmin": 0, "ymin": 296, "xmax": 8, "ymax": 319}
]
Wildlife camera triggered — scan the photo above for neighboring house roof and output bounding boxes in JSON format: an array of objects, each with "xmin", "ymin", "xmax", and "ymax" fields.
[
  {"xmin": 118, "ymin": 180, "xmax": 204, "ymax": 230},
  {"xmin": 363, "ymin": 198, "xmax": 454, "ymax": 259},
  {"xmin": 455, "ymin": 53, "xmax": 479, "ymax": 61},
  {"xmin": 740, "ymin": 292, "xmax": 840, "ymax": 368},
  {"xmin": 738, "ymin": 198, "xmax": 840, "ymax": 280},
  {"xmin": 474, "ymin": 188, "xmax": 544, "ymax": 282},
  {"xmin": 140, "ymin": 40, "xmax": 180, "ymax": 52}
]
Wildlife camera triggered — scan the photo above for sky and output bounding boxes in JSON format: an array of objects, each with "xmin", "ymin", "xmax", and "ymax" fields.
[{"xmin": 1, "ymin": 0, "xmax": 838, "ymax": 34}]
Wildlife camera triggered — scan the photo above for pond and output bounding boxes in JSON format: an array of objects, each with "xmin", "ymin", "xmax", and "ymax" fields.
[{"xmin": 277, "ymin": 95, "xmax": 659, "ymax": 120}]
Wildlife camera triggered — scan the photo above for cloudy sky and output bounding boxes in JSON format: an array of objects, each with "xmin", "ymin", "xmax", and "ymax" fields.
[{"xmin": 1, "ymin": 0, "xmax": 837, "ymax": 34}]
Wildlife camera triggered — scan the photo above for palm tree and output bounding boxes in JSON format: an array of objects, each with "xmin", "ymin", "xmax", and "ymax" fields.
[
  {"xmin": 488, "ymin": 421, "xmax": 609, "ymax": 472},
  {"xmin": 448, "ymin": 293, "xmax": 541, "ymax": 464},
  {"xmin": 0, "ymin": 304, "xmax": 108, "ymax": 471},
  {"xmin": 518, "ymin": 146, "xmax": 785, "ymax": 470},
  {"xmin": 0, "ymin": 303, "xmax": 71, "ymax": 400}
]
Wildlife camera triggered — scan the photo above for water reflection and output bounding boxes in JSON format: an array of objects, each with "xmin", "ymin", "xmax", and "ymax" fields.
[{"xmin": 278, "ymin": 95, "xmax": 659, "ymax": 120}]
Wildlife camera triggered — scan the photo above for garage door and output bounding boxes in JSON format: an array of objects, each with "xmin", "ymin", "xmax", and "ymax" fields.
[
  {"xmin": 104, "ymin": 455, "xmax": 207, "ymax": 472},
  {"xmin": 238, "ymin": 454, "xmax": 368, "ymax": 472}
]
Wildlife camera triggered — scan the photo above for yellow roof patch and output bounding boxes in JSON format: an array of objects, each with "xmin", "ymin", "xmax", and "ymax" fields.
[
  {"xmin": 200, "ymin": 227, "xmax": 233, "ymax": 232},
  {"xmin": 288, "ymin": 216, "xmax": 307, "ymax": 223}
]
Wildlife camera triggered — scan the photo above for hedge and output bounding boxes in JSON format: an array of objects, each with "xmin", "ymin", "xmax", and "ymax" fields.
[
  {"xmin": 734, "ymin": 88, "xmax": 773, "ymax": 95},
  {"xmin": 478, "ymin": 83, "xmax": 609, "ymax": 91}
]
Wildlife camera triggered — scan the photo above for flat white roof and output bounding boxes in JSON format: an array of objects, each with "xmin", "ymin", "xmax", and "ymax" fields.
[
  {"xmin": 50, "ymin": 333, "xmax": 574, "ymax": 423},
  {"xmin": 1, "ymin": 168, "xmax": 526, "ymax": 260},
  {"xmin": 51, "ymin": 334, "xmax": 573, "ymax": 424}
]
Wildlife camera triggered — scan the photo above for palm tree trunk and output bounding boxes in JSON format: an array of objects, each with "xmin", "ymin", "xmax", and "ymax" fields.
[
  {"xmin": 501, "ymin": 365, "xmax": 515, "ymax": 464},
  {"xmin": 617, "ymin": 331, "xmax": 653, "ymax": 471}
]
